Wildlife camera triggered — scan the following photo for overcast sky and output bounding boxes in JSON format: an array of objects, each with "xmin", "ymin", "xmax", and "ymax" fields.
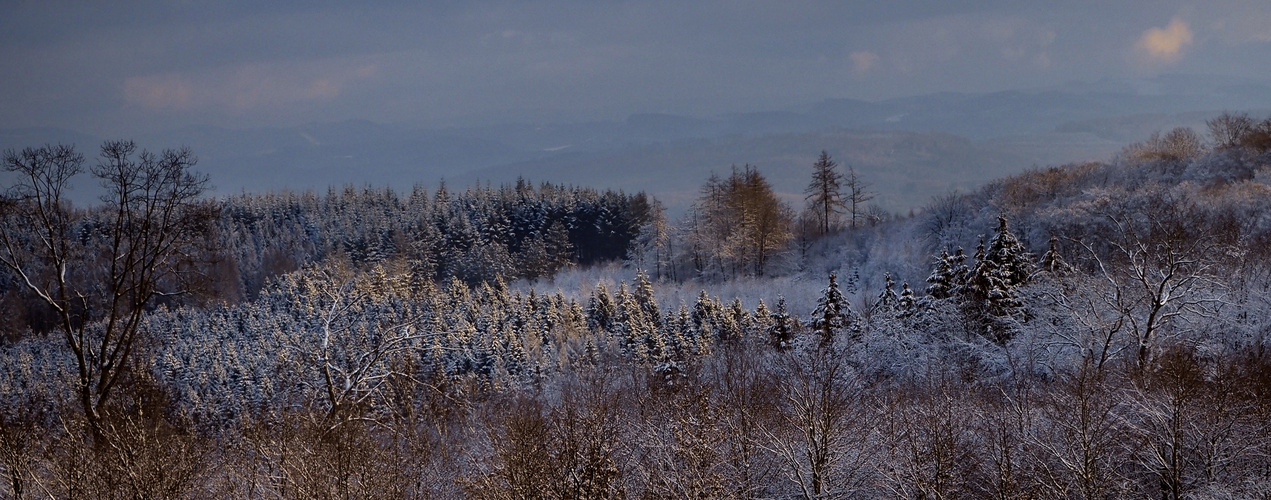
[{"xmin": 3, "ymin": 0, "xmax": 1270, "ymax": 136}]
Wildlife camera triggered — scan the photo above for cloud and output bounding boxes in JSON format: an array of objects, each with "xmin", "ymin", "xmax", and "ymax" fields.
[
  {"xmin": 849, "ymin": 51, "xmax": 879, "ymax": 76},
  {"xmin": 122, "ymin": 59, "xmax": 379, "ymax": 114},
  {"xmin": 1137, "ymin": 17, "xmax": 1194, "ymax": 63},
  {"xmin": 123, "ymin": 74, "xmax": 195, "ymax": 111}
]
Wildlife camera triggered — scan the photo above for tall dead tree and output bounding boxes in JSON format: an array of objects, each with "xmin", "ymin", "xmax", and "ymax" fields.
[{"xmin": 844, "ymin": 165, "xmax": 875, "ymax": 229}]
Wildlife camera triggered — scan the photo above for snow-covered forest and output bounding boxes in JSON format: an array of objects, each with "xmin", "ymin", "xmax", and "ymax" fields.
[{"xmin": 3, "ymin": 113, "xmax": 1271, "ymax": 498}]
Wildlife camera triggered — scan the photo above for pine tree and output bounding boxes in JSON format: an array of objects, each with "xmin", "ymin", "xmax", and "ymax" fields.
[
  {"xmin": 926, "ymin": 249, "xmax": 956, "ymax": 300},
  {"xmin": 810, "ymin": 273, "xmax": 852, "ymax": 347},
  {"xmin": 876, "ymin": 272, "xmax": 899, "ymax": 311},
  {"xmin": 768, "ymin": 296, "xmax": 796, "ymax": 350},
  {"xmin": 1037, "ymin": 235, "xmax": 1073, "ymax": 276},
  {"xmin": 965, "ymin": 215, "xmax": 1034, "ymax": 343},
  {"xmin": 587, "ymin": 283, "xmax": 616, "ymax": 334},
  {"xmin": 897, "ymin": 282, "xmax": 917, "ymax": 318}
]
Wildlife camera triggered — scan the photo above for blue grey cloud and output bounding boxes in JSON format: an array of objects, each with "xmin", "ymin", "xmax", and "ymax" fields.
[{"xmin": 2, "ymin": 0, "xmax": 1269, "ymax": 135}]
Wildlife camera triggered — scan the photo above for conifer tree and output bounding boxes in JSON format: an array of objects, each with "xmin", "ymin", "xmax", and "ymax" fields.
[
  {"xmin": 1037, "ymin": 235, "xmax": 1073, "ymax": 276},
  {"xmin": 951, "ymin": 247, "xmax": 970, "ymax": 292},
  {"xmin": 964, "ymin": 216, "xmax": 1034, "ymax": 343},
  {"xmin": 633, "ymin": 270, "xmax": 663, "ymax": 329},
  {"xmin": 613, "ymin": 282, "xmax": 644, "ymax": 357},
  {"xmin": 768, "ymin": 296, "xmax": 796, "ymax": 350},
  {"xmin": 692, "ymin": 290, "xmax": 720, "ymax": 339},
  {"xmin": 897, "ymin": 282, "xmax": 918, "ymax": 318},
  {"xmin": 722, "ymin": 298, "xmax": 748, "ymax": 343},
  {"xmin": 587, "ymin": 283, "xmax": 616, "ymax": 334},
  {"xmin": 983, "ymin": 215, "xmax": 1033, "ymax": 287},
  {"xmin": 926, "ymin": 249, "xmax": 956, "ymax": 300},
  {"xmin": 674, "ymin": 304, "xmax": 695, "ymax": 358},
  {"xmin": 876, "ymin": 272, "xmax": 899, "ymax": 311},
  {"xmin": 753, "ymin": 299, "xmax": 774, "ymax": 339},
  {"xmin": 810, "ymin": 273, "xmax": 852, "ymax": 347},
  {"xmin": 804, "ymin": 150, "xmax": 846, "ymax": 235}
]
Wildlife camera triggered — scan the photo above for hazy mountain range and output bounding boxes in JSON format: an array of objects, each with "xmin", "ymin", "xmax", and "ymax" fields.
[{"xmin": 4, "ymin": 75, "xmax": 1269, "ymax": 214}]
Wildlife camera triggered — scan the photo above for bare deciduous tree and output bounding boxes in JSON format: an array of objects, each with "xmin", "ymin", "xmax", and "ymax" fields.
[
  {"xmin": 0, "ymin": 141, "xmax": 209, "ymax": 441},
  {"xmin": 1079, "ymin": 203, "xmax": 1227, "ymax": 368},
  {"xmin": 1207, "ymin": 112, "xmax": 1255, "ymax": 150},
  {"xmin": 844, "ymin": 165, "xmax": 875, "ymax": 229},
  {"xmin": 763, "ymin": 350, "xmax": 871, "ymax": 499}
]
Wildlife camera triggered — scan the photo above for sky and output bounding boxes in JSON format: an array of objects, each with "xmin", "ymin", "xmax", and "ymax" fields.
[{"xmin": 3, "ymin": 0, "xmax": 1271, "ymax": 136}]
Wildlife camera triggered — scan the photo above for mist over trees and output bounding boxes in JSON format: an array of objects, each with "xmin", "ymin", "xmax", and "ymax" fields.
[{"xmin": 4, "ymin": 114, "xmax": 1271, "ymax": 498}]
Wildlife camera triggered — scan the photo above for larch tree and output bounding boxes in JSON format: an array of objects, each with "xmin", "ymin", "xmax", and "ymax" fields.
[
  {"xmin": 804, "ymin": 150, "xmax": 846, "ymax": 236},
  {"xmin": 689, "ymin": 166, "xmax": 794, "ymax": 278}
]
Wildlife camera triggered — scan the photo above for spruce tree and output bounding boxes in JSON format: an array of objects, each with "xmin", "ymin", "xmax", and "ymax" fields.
[
  {"xmin": 951, "ymin": 247, "xmax": 970, "ymax": 293},
  {"xmin": 1038, "ymin": 235, "xmax": 1073, "ymax": 276},
  {"xmin": 926, "ymin": 249, "xmax": 956, "ymax": 300},
  {"xmin": 587, "ymin": 283, "xmax": 616, "ymax": 334},
  {"xmin": 897, "ymin": 282, "xmax": 918, "ymax": 318},
  {"xmin": 674, "ymin": 304, "xmax": 694, "ymax": 358},
  {"xmin": 727, "ymin": 298, "xmax": 750, "ymax": 340},
  {"xmin": 965, "ymin": 215, "xmax": 1034, "ymax": 343},
  {"xmin": 768, "ymin": 296, "xmax": 796, "ymax": 350},
  {"xmin": 753, "ymin": 299, "xmax": 774, "ymax": 340},
  {"xmin": 692, "ymin": 290, "xmax": 720, "ymax": 341},
  {"xmin": 983, "ymin": 215, "xmax": 1033, "ymax": 287},
  {"xmin": 876, "ymin": 272, "xmax": 899, "ymax": 311},
  {"xmin": 810, "ymin": 273, "xmax": 852, "ymax": 347},
  {"xmin": 633, "ymin": 270, "xmax": 663, "ymax": 329}
]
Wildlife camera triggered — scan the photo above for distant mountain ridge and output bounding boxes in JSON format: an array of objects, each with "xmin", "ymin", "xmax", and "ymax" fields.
[{"xmin": 4, "ymin": 75, "xmax": 1269, "ymax": 211}]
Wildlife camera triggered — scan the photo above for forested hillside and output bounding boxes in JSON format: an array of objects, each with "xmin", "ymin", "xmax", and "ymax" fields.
[{"xmin": 3, "ymin": 113, "xmax": 1271, "ymax": 498}]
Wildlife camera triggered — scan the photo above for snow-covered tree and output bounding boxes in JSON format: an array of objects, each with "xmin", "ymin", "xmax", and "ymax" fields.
[
  {"xmin": 768, "ymin": 297, "xmax": 797, "ymax": 350},
  {"xmin": 810, "ymin": 273, "xmax": 854, "ymax": 347},
  {"xmin": 876, "ymin": 272, "xmax": 899, "ymax": 312},
  {"xmin": 587, "ymin": 283, "xmax": 617, "ymax": 334},
  {"xmin": 925, "ymin": 249, "xmax": 962, "ymax": 300},
  {"xmin": 1037, "ymin": 235, "xmax": 1073, "ymax": 277},
  {"xmin": 897, "ymin": 283, "xmax": 918, "ymax": 318}
]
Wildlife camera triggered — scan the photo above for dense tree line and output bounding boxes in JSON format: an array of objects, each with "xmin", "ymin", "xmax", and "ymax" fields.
[
  {"xmin": 216, "ymin": 179, "xmax": 651, "ymax": 294},
  {"xmin": 2, "ymin": 171, "xmax": 653, "ymax": 336}
]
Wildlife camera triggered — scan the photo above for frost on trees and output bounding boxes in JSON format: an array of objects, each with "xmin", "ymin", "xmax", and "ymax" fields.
[
  {"xmin": 897, "ymin": 283, "xmax": 918, "ymax": 318},
  {"xmin": 587, "ymin": 282, "xmax": 617, "ymax": 334},
  {"xmin": 876, "ymin": 272, "xmax": 899, "ymax": 312},
  {"xmin": 810, "ymin": 273, "xmax": 855, "ymax": 347},
  {"xmin": 1037, "ymin": 235, "xmax": 1073, "ymax": 277},
  {"xmin": 768, "ymin": 296, "xmax": 797, "ymax": 350},
  {"xmin": 963, "ymin": 215, "xmax": 1034, "ymax": 344},
  {"xmin": 925, "ymin": 249, "xmax": 963, "ymax": 300}
]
